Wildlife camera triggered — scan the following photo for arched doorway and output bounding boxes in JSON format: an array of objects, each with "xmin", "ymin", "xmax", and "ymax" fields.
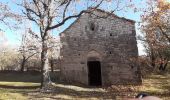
[
  {"xmin": 87, "ymin": 60, "xmax": 102, "ymax": 86},
  {"xmin": 87, "ymin": 50, "xmax": 102, "ymax": 86}
]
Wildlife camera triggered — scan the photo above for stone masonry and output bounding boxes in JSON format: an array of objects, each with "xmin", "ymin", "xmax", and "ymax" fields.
[{"xmin": 59, "ymin": 9, "xmax": 141, "ymax": 86}]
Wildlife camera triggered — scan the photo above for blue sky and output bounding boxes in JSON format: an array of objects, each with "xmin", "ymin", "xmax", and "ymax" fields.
[{"xmin": 0, "ymin": 0, "xmax": 150, "ymax": 55}]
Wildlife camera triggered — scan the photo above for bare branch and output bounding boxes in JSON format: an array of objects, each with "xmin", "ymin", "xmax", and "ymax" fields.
[
  {"xmin": 49, "ymin": 0, "xmax": 105, "ymax": 30},
  {"xmin": 25, "ymin": 52, "xmax": 39, "ymax": 61},
  {"xmin": 22, "ymin": 10, "xmax": 39, "ymax": 25},
  {"xmin": 63, "ymin": 0, "xmax": 72, "ymax": 19},
  {"xmin": 48, "ymin": 10, "xmax": 87, "ymax": 30},
  {"xmin": 32, "ymin": 0, "xmax": 42, "ymax": 17}
]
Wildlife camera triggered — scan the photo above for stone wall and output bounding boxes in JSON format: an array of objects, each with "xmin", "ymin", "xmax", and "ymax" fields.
[{"xmin": 60, "ymin": 9, "xmax": 141, "ymax": 86}]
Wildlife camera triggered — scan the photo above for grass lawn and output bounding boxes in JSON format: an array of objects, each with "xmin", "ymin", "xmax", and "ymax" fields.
[
  {"xmin": 0, "ymin": 71, "xmax": 169, "ymax": 100},
  {"xmin": 139, "ymin": 73, "xmax": 170, "ymax": 100},
  {"xmin": 112, "ymin": 73, "xmax": 170, "ymax": 100}
]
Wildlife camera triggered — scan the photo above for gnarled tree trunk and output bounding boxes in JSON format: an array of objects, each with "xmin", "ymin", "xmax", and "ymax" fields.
[{"xmin": 40, "ymin": 37, "xmax": 52, "ymax": 90}]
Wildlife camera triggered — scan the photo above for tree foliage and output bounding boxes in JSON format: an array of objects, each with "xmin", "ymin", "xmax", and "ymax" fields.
[{"xmin": 141, "ymin": 0, "xmax": 170, "ymax": 70}]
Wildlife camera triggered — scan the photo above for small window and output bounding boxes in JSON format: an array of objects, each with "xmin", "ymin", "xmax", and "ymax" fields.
[
  {"xmin": 110, "ymin": 33, "xmax": 112, "ymax": 36},
  {"xmin": 74, "ymin": 38, "xmax": 76, "ymax": 41},
  {"xmin": 109, "ymin": 51, "xmax": 112, "ymax": 54},
  {"xmin": 90, "ymin": 23, "xmax": 95, "ymax": 31}
]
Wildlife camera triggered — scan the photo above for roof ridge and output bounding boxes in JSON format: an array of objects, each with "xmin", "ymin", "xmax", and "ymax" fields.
[
  {"xmin": 59, "ymin": 8, "xmax": 135, "ymax": 35},
  {"xmin": 88, "ymin": 8, "xmax": 135, "ymax": 23}
]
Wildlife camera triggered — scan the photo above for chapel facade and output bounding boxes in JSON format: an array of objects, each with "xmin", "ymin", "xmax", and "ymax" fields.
[{"xmin": 59, "ymin": 9, "xmax": 141, "ymax": 86}]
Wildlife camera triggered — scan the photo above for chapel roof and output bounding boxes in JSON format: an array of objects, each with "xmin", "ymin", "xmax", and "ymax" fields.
[{"xmin": 60, "ymin": 8, "xmax": 135, "ymax": 35}]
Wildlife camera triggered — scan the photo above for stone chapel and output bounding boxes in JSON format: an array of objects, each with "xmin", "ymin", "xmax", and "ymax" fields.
[{"xmin": 59, "ymin": 9, "xmax": 141, "ymax": 86}]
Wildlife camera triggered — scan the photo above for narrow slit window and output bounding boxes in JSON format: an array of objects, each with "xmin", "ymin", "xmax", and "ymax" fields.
[{"xmin": 90, "ymin": 23, "xmax": 95, "ymax": 31}]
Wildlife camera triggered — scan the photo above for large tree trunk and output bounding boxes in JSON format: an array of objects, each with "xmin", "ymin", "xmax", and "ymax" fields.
[
  {"xmin": 20, "ymin": 56, "xmax": 26, "ymax": 72},
  {"xmin": 40, "ymin": 36, "xmax": 54, "ymax": 91}
]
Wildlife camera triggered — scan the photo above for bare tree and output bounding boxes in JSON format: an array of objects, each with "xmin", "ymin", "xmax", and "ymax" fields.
[{"xmin": 19, "ymin": 30, "xmax": 40, "ymax": 72}]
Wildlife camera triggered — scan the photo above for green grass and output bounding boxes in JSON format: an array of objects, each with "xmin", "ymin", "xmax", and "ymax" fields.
[
  {"xmin": 0, "ymin": 71, "xmax": 40, "ymax": 100},
  {"xmin": 0, "ymin": 88, "xmax": 30, "ymax": 100},
  {"xmin": 0, "ymin": 71, "xmax": 169, "ymax": 100}
]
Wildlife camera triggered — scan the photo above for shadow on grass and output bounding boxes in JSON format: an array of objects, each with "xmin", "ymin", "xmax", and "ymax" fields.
[
  {"xmin": 23, "ymin": 84, "xmax": 116, "ymax": 100},
  {"xmin": 0, "ymin": 85, "xmax": 40, "ymax": 89},
  {"xmin": 0, "ymin": 82, "xmax": 116, "ymax": 99}
]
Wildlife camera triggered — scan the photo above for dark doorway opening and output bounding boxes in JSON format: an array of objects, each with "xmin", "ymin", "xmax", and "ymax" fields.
[{"xmin": 88, "ymin": 61, "xmax": 102, "ymax": 86}]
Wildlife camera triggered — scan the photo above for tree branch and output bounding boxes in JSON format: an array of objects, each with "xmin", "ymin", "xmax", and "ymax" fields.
[
  {"xmin": 48, "ymin": 10, "xmax": 87, "ymax": 30},
  {"xmin": 22, "ymin": 10, "xmax": 39, "ymax": 25},
  {"xmin": 63, "ymin": 0, "xmax": 72, "ymax": 19},
  {"xmin": 32, "ymin": 0, "xmax": 42, "ymax": 17},
  {"xmin": 158, "ymin": 25, "xmax": 170, "ymax": 43},
  {"xmin": 25, "ymin": 52, "xmax": 39, "ymax": 61},
  {"xmin": 48, "ymin": 0, "xmax": 105, "ymax": 30}
]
